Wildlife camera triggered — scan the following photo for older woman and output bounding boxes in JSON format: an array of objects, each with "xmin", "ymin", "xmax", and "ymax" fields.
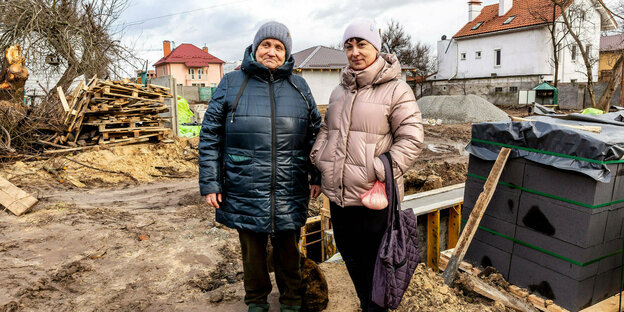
[
  {"xmin": 310, "ymin": 19, "xmax": 424, "ymax": 311},
  {"xmin": 199, "ymin": 21, "xmax": 322, "ymax": 312}
]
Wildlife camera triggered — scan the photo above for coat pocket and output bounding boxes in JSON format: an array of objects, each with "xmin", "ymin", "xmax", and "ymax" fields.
[{"xmin": 365, "ymin": 144, "xmax": 376, "ymax": 182}]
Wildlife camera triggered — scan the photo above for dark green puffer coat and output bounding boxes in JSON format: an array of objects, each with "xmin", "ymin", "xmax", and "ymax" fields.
[{"xmin": 199, "ymin": 45, "xmax": 322, "ymax": 233}]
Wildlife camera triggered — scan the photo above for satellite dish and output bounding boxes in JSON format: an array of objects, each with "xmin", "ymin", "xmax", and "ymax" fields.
[{"xmin": 441, "ymin": 35, "xmax": 447, "ymax": 40}]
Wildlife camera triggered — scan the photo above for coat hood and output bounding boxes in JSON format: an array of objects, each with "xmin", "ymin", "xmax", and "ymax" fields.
[
  {"xmin": 241, "ymin": 45, "xmax": 294, "ymax": 81},
  {"xmin": 340, "ymin": 53, "xmax": 402, "ymax": 89}
]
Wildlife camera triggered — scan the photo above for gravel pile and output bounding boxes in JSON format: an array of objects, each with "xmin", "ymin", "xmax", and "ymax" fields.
[{"xmin": 417, "ymin": 94, "xmax": 510, "ymax": 124}]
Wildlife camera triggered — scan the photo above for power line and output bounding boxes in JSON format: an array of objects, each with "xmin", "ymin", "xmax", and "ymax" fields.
[{"xmin": 116, "ymin": 0, "xmax": 250, "ymax": 29}]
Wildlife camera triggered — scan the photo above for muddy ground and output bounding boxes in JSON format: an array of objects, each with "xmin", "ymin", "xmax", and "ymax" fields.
[{"xmin": 0, "ymin": 123, "xmax": 526, "ymax": 311}]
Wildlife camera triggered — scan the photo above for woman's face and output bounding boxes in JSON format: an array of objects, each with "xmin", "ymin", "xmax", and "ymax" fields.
[
  {"xmin": 344, "ymin": 38, "xmax": 378, "ymax": 70},
  {"xmin": 255, "ymin": 38, "xmax": 286, "ymax": 71}
]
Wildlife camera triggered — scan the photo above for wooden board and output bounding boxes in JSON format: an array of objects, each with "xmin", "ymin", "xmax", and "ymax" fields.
[
  {"xmin": 0, "ymin": 176, "xmax": 38, "ymax": 216},
  {"xmin": 57, "ymin": 87, "xmax": 70, "ymax": 112},
  {"xmin": 427, "ymin": 210, "xmax": 440, "ymax": 272},
  {"xmin": 442, "ymin": 147, "xmax": 511, "ymax": 285},
  {"xmin": 448, "ymin": 204, "xmax": 461, "ymax": 249},
  {"xmin": 580, "ymin": 291, "xmax": 624, "ymax": 312}
]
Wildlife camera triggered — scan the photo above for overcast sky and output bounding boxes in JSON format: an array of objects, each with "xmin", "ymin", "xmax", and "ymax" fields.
[{"xmin": 114, "ymin": 0, "xmax": 495, "ymax": 70}]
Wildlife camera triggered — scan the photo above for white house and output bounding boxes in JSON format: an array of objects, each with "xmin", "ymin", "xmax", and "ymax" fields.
[
  {"xmin": 292, "ymin": 46, "xmax": 347, "ymax": 106},
  {"xmin": 431, "ymin": 0, "xmax": 617, "ymax": 105},
  {"xmin": 292, "ymin": 46, "xmax": 411, "ymax": 105}
]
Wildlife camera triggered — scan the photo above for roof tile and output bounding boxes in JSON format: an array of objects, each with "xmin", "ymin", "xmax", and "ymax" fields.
[{"xmin": 153, "ymin": 43, "xmax": 225, "ymax": 67}]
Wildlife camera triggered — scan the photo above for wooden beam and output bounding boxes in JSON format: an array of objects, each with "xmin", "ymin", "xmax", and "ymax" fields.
[
  {"xmin": 442, "ymin": 147, "xmax": 511, "ymax": 285},
  {"xmin": 448, "ymin": 204, "xmax": 461, "ymax": 249},
  {"xmin": 0, "ymin": 176, "xmax": 38, "ymax": 216},
  {"xmin": 458, "ymin": 275, "xmax": 538, "ymax": 312},
  {"xmin": 427, "ymin": 209, "xmax": 440, "ymax": 272},
  {"xmin": 511, "ymin": 116, "xmax": 601, "ymax": 134}
]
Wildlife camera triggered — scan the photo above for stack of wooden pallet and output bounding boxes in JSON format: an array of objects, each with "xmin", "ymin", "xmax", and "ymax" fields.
[{"xmin": 43, "ymin": 77, "xmax": 172, "ymax": 153}]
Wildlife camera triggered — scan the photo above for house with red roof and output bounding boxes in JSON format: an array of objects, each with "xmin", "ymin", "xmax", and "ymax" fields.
[
  {"xmin": 154, "ymin": 41, "xmax": 225, "ymax": 87},
  {"xmin": 430, "ymin": 0, "xmax": 616, "ymax": 105}
]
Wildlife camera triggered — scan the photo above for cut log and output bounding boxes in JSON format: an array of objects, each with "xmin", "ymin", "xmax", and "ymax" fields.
[
  {"xmin": 442, "ymin": 147, "xmax": 511, "ymax": 285},
  {"xmin": 457, "ymin": 274, "xmax": 538, "ymax": 312},
  {"xmin": 0, "ymin": 176, "xmax": 38, "ymax": 216}
]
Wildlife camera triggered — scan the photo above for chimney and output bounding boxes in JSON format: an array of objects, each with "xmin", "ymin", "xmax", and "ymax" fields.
[
  {"xmin": 468, "ymin": 0, "xmax": 482, "ymax": 22},
  {"xmin": 499, "ymin": 0, "xmax": 513, "ymax": 16},
  {"xmin": 202, "ymin": 46, "xmax": 209, "ymax": 53},
  {"xmin": 163, "ymin": 40, "xmax": 171, "ymax": 57}
]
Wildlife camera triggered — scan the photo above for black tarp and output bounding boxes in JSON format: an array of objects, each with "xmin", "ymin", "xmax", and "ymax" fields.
[{"xmin": 466, "ymin": 112, "xmax": 624, "ymax": 182}]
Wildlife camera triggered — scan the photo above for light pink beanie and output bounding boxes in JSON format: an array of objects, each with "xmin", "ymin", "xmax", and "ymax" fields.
[{"xmin": 342, "ymin": 18, "xmax": 381, "ymax": 52}]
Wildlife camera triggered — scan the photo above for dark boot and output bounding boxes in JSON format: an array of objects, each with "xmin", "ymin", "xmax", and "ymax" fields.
[
  {"xmin": 248, "ymin": 302, "xmax": 270, "ymax": 312},
  {"xmin": 280, "ymin": 304, "xmax": 301, "ymax": 312}
]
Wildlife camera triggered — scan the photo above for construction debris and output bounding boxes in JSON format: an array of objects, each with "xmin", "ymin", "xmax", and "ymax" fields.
[{"xmin": 42, "ymin": 77, "xmax": 173, "ymax": 153}]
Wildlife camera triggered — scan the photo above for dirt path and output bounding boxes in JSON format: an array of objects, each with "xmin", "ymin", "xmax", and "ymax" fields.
[{"xmin": 0, "ymin": 179, "xmax": 362, "ymax": 311}]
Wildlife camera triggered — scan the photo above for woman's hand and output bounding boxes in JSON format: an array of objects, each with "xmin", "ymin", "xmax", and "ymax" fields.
[
  {"xmin": 310, "ymin": 185, "xmax": 322, "ymax": 199},
  {"xmin": 205, "ymin": 193, "xmax": 222, "ymax": 208}
]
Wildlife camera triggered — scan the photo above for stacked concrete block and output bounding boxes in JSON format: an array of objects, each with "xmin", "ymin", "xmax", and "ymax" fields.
[{"xmin": 462, "ymin": 154, "xmax": 624, "ymax": 311}]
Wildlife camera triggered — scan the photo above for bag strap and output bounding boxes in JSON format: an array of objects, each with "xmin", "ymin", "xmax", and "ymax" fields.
[
  {"xmin": 380, "ymin": 152, "xmax": 399, "ymax": 223},
  {"xmin": 230, "ymin": 73, "xmax": 250, "ymax": 123}
]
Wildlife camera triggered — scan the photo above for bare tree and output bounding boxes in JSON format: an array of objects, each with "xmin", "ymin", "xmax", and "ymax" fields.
[
  {"xmin": 530, "ymin": 2, "xmax": 571, "ymax": 87},
  {"xmin": 550, "ymin": 0, "xmax": 602, "ymax": 108},
  {"xmin": 0, "ymin": 0, "xmax": 139, "ymax": 96},
  {"xmin": 381, "ymin": 19, "xmax": 434, "ymax": 77}
]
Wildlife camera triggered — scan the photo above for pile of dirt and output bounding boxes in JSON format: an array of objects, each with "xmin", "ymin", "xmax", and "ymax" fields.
[
  {"xmin": 1, "ymin": 137, "xmax": 199, "ymax": 189},
  {"xmin": 397, "ymin": 264, "xmax": 509, "ymax": 312},
  {"xmin": 404, "ymin": 161, "xmax": 468, "ymax": 194},
  {"xmin": 418, "ymin": 95, "xmax": 510, "ymax": 125}
]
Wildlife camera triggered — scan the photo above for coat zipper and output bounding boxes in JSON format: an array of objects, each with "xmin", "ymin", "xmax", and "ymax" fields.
[
  {"xmin": 340, "ymin": 89, "xmax": 358, "ymax": 204},
  {"xmin": 269, "ymin": 72, "xmax": 276, "ymax": 235}
]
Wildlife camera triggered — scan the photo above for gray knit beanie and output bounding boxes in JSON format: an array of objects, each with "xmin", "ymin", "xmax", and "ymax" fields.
[
  {"xmin": 342, "ymin": 18, "xmax": 381, "ymax": 52},
  {"xmin": 252, "ymin": 21, "xmax": 292, "ymax": 60}
]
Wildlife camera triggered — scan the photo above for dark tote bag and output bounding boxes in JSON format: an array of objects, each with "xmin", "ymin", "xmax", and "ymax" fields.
[{"xmin": 371, "ymin": 152, "xmax": 420, "ymax": 309}]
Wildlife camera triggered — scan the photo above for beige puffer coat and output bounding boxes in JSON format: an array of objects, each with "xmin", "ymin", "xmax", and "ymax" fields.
[{"xmin": 310, "ymin": 53, "xmax": 424, "ymax": 207}]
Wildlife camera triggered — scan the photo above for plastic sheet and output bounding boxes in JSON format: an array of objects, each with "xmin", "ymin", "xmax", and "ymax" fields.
[{"xmin": 467, "ymin": 113, "xmax": 624, "ymax": 182}]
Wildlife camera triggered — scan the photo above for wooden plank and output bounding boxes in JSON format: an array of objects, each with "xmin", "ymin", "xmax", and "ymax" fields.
[
  {"xmin": 443, "ymin": 147, "xmax": 511, "ymax": 285},
  {"xmin": 511, "ymin": 116, "xmax": 601, "ymax": 134},
  {"xmin": 580, "ymin": 291, "xmax": 624, "ymax": 312},
  {"xmin": 458, "ymin": 275, "xmax": 538, "ymax": 312},
  {"xmin": 0, "ymin": 176, "xmax": 38, "ymax": 216},
  {"xmin": 427, "ymin": 209, "xmax": 440, "ymax": 272},
  {"xmin": 448, "ymin": 204, "xmax": 461, "ymax": 249},
  {"xmin": 57, "ymin": 87, "xmax": 70, "ymax": 112}
]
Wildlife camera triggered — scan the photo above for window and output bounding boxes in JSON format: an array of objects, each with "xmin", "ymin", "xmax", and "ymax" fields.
[
  {"xmin": 586, "ymin": 44, "xmax": 592, "ymax": 57},
  {"xmin": 571, "ymin": 45, "xmax": 577, "ymax": 61},
  {"xmin": 189, "ymin": 68, "xmax": 195, "ymax": 79},
  {"xmin": 495, "ymin": 87, "xmax": 503, "ymax": 93},
  {"xmin": 475, "ymin": 51, "xmax": 482, "ymax": 59},
  {"xmin": 471, "ymin": 21, "xmax": 484, "ymax": 30},
  {"xmin": 162, "ymin": 68, "xmax": 166, "ymax": 76},
  {"xmin": 494, "ymin": 49, "xmax": 501, "ymax": 66},
  {"xmin": 460, "ymin": 53, "xmax": 466, "ymax": 60},
  {"xmin": 509, "ymin": 86, "xmax": 518, "ymax": 92},
  {"xmin": 503, "ymin": 15, "xmax": 517, "ymax": 25},
  {"xmin": 198, "ymin": 68, "xmax": 204, "ymax": 80}
]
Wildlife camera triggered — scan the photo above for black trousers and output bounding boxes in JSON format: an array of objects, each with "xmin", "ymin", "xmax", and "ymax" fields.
[
  {"xmin": 238, "ymin": 229, "xmax": 303, "ymax": 307},
  {"xmin": 330, "ymin": 202, "xmax": 389, "ymax": 312}
]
